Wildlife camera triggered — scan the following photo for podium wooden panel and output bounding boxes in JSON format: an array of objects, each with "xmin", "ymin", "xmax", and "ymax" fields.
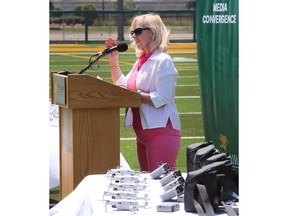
[{"xmin": 51, "ymin": 72, "xmax": 140, "ymax": 199}]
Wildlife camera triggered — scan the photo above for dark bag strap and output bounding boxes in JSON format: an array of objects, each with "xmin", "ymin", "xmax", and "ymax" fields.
[
  {"xmin": 196, "ymin": 184, "xmax": 215, "ymax": 216},
  {"xmin": 194, "ymin": 183, "xmax": 238, "ymax": 216},
  {"xmin": 192, "ymin": 198, "xmax": 206, "ymax": 216},
  {"xmin": 221, "ymin": 201, "xmax": 238, "ymax": 216}
]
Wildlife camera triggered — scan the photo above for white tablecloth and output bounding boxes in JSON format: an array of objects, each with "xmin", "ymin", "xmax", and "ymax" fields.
[{"xmin": 49, "ymin": 173, "xmax": 230, "ymax": 216}]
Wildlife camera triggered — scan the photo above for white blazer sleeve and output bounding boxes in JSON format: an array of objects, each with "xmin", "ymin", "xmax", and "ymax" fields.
[{"xmin": 150, "ymin": 57, "xmax": 178, "ymax": 108}]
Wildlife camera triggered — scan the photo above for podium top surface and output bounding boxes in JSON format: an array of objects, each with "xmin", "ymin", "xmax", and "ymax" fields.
[{"xmin": 51, "ymin": 73, "xmax": 141, "ymax": 109}]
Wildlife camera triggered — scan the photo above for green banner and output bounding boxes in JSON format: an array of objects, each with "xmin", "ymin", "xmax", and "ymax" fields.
[{"xmin": 197, "ymin": 0, "xmax": 239, "ymax": 170}]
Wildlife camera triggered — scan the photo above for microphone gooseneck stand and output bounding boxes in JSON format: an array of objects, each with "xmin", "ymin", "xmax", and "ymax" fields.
[
  {"xmin": 57, "ymin": 53, "xmax": 103, "ymax": 76},
  {"xmin": 78, "ymin": 53, "xmax": 104, "ymax": 74}
]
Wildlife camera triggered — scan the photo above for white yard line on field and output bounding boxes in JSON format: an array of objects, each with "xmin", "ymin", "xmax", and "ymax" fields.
[{"xmin": 120, "ymin": 136, "xmax": 205, "ymax": 141}]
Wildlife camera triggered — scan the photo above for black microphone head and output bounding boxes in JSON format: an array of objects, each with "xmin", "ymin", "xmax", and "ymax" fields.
[{"xmin": 117, "ymin": 43, "xmax": 128, "ymax": 52}]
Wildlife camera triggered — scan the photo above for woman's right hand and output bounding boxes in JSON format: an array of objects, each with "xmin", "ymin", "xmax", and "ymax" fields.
[
  {"xmin": 105, "ymin": 37, "xmax": 119, "ymax": 62},
  {"xmin": 105, "ymin": 37, "xmax": 122, "ymax": 84}
]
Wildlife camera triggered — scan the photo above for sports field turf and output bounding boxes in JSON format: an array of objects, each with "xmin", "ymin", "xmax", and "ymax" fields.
[{"xmin": 49, "ymin": 42, "xmax": 204, "ymax": 173}]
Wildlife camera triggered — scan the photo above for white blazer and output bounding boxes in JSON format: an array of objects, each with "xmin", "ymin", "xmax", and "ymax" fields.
[{"xmin": 116, "ymin": 52, "xmax": 181, "ymax": 130}]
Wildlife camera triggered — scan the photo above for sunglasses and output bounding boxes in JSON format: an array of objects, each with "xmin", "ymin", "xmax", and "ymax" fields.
[{"xmin": 130, "ymin": 27, "xmax": 150, "ymax": 36}]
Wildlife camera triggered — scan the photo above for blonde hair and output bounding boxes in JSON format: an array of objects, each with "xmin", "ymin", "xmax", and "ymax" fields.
[{"xmin": 130, "ymin": 13, "xmax": 170, "ymax": 57}]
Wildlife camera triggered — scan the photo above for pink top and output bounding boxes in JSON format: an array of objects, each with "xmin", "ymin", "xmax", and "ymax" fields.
[{"xmin": 127, "ymin": 53, "xmax": 180, "ymax": 135}]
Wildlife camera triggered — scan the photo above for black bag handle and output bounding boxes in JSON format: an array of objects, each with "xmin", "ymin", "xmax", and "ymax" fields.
[
  {"xmin": 192, "ymin": 183, "xmax": 238, "ymax": 216},
  {"xmin": 221, "ymin": 201, "xmax": 238, "ymax": 216},
  {"xmin": 192, "ymin": 198, "xmax": 206, "ymax": 216},
  {"xmin": 196, "ymin": 183, "xmax": 215, "ymax": 216}
]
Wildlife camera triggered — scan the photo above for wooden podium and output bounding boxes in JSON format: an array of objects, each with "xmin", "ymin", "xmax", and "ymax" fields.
[{"xmin": 51, "ymin": 72, "xmax": 141, "ymax": 199}]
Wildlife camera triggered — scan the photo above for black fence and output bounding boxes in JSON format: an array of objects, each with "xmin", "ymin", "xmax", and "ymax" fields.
[{"xmin": 49, "ymin": 10, "xmax": 196, "ymax": 43}]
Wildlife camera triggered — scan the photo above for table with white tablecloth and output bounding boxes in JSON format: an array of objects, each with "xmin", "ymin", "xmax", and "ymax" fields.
[{"xmin": 49, "ymin": 172, "xmax": 231, "ymax": 216}]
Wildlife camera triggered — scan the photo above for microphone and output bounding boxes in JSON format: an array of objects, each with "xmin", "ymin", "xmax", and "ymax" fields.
[
  {"xmin": 100, "ymin": 42, "xmax": 128, "ymax": 55},
  {"xmin": 78, "ymin": 42, "xmax": 128, "ymax": 74}
]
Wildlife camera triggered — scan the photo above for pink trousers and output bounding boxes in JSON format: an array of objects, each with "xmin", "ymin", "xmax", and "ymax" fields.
[{"xmin": 134, "ymin": 127, "xmax": 180, "ymax": 172}]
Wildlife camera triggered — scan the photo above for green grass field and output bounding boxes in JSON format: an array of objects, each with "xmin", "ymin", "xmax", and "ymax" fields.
[{"xmin": 49, "ymin": 42, "xmax": 205, "ymax": 203}]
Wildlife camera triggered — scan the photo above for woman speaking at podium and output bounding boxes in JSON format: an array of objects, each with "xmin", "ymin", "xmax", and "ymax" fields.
[{"xmin": 105, "ymin": 13, "xmax": 181, "ymax": 173}]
